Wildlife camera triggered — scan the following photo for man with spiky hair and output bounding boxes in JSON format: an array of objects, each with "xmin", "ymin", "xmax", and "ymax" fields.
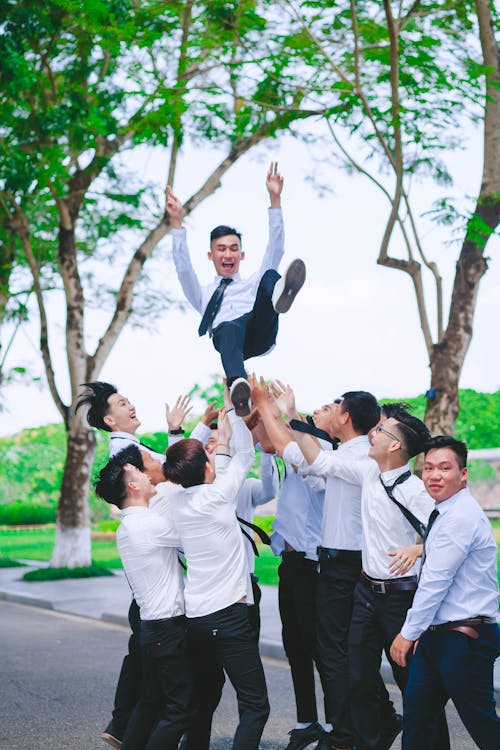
[
  {"xmin": 250, "ymin": 378, "xmax": 449, "ymax": 750},
  {"xmin": 95, "ymin": 446, "xmax": 193, "ymax": 750},
  {"xmin": 76, "ymin": 381, "xmax": 212, "ymax": 459},
  {"xmin": 76, "ymin": 380, "xmax": 210, "ymax": 748}
]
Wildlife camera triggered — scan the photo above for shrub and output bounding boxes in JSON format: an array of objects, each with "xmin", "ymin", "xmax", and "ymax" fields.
[
  {"xmin": 23, "ymin": 563, "xmax": 114, "ymax": 581},
  {"xmin": 0, "ymin": 557, "xmax": 26, "ymax": 567},
  {"xmin": 0, "ymin": 502, "xmax": 56, "ymax": 525}
]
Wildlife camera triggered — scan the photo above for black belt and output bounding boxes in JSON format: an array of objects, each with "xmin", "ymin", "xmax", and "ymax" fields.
[
  {"xmin": 360, "ymin": 570, "xmax": 418, "ymax": 594},
  {"xmin": 281, "ymin": 550, "xmax": 316, "ymax": 564},
  {"xmin": 318, "ymin": 547, "xmax": 361, "ymax": 563}
]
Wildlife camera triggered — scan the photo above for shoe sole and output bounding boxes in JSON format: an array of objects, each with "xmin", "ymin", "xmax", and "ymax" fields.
[
  {"xmin": 274, "ymin": 259, "xmax": 306, "ymax": 314},
  {"xmin": 231, "ymin": 380, "xmax": 251, "ymax": 417},
  {"xmin": 101, "ymin": 733, "xmax": 122, "ymax": 749}
]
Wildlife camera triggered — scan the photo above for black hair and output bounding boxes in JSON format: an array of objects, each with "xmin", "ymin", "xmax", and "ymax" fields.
[
  {"xmin": 424, "ymin": 435, "xmax": 468, "ymax": 469},
  {"xmin": 164, "ymin": 438, "xmax": 208, "ymax": 488},
  {"xmin": 76, "ymin": 381, "xmax": 118, "ymax": 432},
  {"xmin": 340, "ymin": 391, "xmax": 380, "ymax": 435},
  {"xmin": 389, "ymin": 407, "xmax": 431, "ymax": 458},
  {"xmin": 210, "ymin": 225, "xmax": 242, "ymax": 246},
  {"xmin": 380, "ymin": 401, "xmax": 413, "ymax": 417},
  {"xmin": 94, "ymin": 445, "xmax": 144, "ymax": 508}
]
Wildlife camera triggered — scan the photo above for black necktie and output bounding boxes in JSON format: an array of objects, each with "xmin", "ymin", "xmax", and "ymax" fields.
[
  {"xmin": 420, "ymin": 507, "xmax": 439, "ymax": 574},
  {"xmin": 198, "ymin": 277, "xmax": 233, "ymax": 337}
]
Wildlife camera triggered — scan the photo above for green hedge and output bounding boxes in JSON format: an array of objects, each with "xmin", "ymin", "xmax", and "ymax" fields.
[{"xmin": 0, "ymin": 501, "xmax": 56, "ymax": 525}]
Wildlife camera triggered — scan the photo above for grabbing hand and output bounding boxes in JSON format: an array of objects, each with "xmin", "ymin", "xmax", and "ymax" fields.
[
  {"xmin": 270, "ymin": 379, "xmax": 297, "ymax": 419},
  {"xmin": 202, "ymin": 400, "xmax": 219, "ymax": 426},
  {"xmin": 217, "ymin": 408, "xmax": 232, "ymax": 447},
  {"xmin": 388, "ymin": 544, "xmax": 422, "ymax": 576}
]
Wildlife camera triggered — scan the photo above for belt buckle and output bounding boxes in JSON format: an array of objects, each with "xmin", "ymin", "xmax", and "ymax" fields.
[{"xmin": 376, "ymin": 580, "xmax": 386, "ymax": 594}]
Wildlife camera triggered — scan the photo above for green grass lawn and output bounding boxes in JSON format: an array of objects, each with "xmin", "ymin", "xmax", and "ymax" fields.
[
  {"xmin": 0, "ymin": 527, "xmax": 280, "ymax": 585},
  {"xmin": 2, "ymin": 523, "xmax": 500, "ymax": 590}
]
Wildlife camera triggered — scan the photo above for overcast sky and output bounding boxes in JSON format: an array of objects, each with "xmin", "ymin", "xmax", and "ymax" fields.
[{"xmin": 1, "ymin": 128, "xmax": 498, "ymax": 438}]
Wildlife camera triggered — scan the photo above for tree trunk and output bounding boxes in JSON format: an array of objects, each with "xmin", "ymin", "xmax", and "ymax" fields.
[
  {"xmin": 50, "ymin": 414, "xmax": 96, "ymax": 568},
  {"xmin": 424, "ymin": 0, "xmax": 499, "ymax": 437}
]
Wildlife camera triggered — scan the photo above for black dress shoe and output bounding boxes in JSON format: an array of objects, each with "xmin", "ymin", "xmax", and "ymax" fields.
[
  {"xmin": 378, "ymin": 713, "xmax": 403, "ymax": 750},
  {"xmin": 100, "ymin": 722, "xmax": 122, "ymax": 749},
  {"xmin": 285, "ymin": 721, "xmax": 324, "ymax": 750}
]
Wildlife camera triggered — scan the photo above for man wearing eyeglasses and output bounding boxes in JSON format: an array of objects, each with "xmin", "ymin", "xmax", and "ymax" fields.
[{"xmin": 249, "ymin": 378, "xmax": 449, "ymax": 750}]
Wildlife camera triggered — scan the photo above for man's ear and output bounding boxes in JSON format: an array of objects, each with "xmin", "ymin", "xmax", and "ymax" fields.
[
  {"xmin": 103, "ymin": 413, "xmax": 115, "ymax": 430},
  {"xmin": 239, "ymin": 250, "xmax": 245, "ymax": 260},
  {"xmin": 207, "ymin": 250, "xmax": 213, "ymax": 262},
  {"xmin": 204, "ymin": 460, "xmax": 213, "ymax": 483}
]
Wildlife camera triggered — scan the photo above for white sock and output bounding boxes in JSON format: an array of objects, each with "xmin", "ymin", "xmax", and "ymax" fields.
[
  {"xmin": 296, "ymin": 722, "xmax": 312, "ymax": 729},
  {"xmin": 324, "ymin": 723, "xmax": 333, "ymax": 732}
]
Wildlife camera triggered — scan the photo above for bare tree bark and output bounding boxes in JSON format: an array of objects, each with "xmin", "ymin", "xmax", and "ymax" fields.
[{"xmin": 425, "ymin": 0, "xmax": 500, "ymax": 435}]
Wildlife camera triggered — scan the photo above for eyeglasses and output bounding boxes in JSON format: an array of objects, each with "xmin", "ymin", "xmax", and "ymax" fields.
[{"xmin": 375, "ymin": 424, "xmax": 401, "ymax": 443}]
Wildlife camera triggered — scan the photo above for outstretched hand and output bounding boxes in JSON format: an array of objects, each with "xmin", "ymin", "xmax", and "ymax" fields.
[
  {"xmin": 217, "ymin": 408, "xmax": 232, "ymax": 448},
  {"xmin": 165, "ymin": 394, "xmax": 192, "ymax": 431},
  {"xmin": 248, "ymin": 373, "xmax": 270, "ymax": 409},
  {"xmin": 165, "ymin": 185, "xmax": 184, "ymax": 229},
  {"xmin": 270, "ymin": 379, "xmax": 297, "ymax": 419},
  {"xmin": 202, "ymin": 400, "xmax": 219, "ymax": 426},
  {"xmin": 266, "ymin": 162, "xmax": 283, "ymax": 208}
]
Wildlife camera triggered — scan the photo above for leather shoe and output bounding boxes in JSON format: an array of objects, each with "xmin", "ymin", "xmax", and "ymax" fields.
[
  {"xmin": 100, "ymin": 730, "xmax": 122, "ymax": 749},
  {"xmin": 272, "ymin": 259, "xmax": 306, "ymax": 313},
  {"xmin": 285, "ymin": 721, "xmax": 323, "ymax": 750},
  {"xmin": 315, "ymin": 730, "xmax": 352, "ymax": 750},
  {"xmin": 230, "ymin": 377, "xmax": 251, "ymax": 416},
  {"xmin": 378, "ymin": 712, "xmax": 403, "ymax": 750}
]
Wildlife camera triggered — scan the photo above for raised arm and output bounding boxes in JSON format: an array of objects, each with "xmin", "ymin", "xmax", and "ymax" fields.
[
  {"xmin": 266, "ymin": 161, "xmax": 283, "ymax": 209},
  {"xmin": 165, "ymin": 185, "xmax": 184, "ymax": 229},
  {"xmin": 167, "ymin": 185, "xmax": 204, "ymax": 313},
  {"xmin": 260, "ymin": 163, "xmax": 285, "ymax": 274},
  {"xmin": 249, "ymin": 374, "xmax": 293, "ymax": 457}
]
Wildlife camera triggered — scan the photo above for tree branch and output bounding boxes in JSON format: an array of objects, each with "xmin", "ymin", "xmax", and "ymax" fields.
[{"xmin": 7, "ymin": 196, "xmax": 67, "ymax": 418}]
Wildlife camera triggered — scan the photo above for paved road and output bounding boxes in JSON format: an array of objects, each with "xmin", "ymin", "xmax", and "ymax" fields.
[{"xmin": 1, "ymin": 601, "xmax": 477, "ymax": 750}]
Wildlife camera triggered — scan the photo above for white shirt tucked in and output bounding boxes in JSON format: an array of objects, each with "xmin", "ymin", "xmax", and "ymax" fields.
[
  {"xmin": 172, "ymin": 208, "xmax": 284, "ymax": 329},
  {"xmin": 272, "ymin": 441, "xmax": 326, "ymax": 561},
  {"xmin": 117, "ymin": 506, "xmax": 184, "ymax": 621},
  {"xmin": 401, "ymin": 487, "xmax": 499, "ymax": 640},
  {"xmin": 306, "ymin": 452, "xmax": 434, "ymax": 579},
  {"xmin": 285, "ymin": 435, "xmax": 369, "ymax": 551},
  {"xmin": 172, "ymin": 411, "xmax": 255, "ymax": 618}
]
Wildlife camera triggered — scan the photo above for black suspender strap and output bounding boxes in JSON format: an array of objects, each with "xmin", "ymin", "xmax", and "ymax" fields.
[
  {"xmin": 237, "ymin": 516, "xmax": 272, "ymax": 558},
  {"xmin": 237, "ymin": 516, "xmax": 271, "ymax": 546},
  {"xmin": 379, "ymin": 471, "xmax": 427, "ymax": 538}
]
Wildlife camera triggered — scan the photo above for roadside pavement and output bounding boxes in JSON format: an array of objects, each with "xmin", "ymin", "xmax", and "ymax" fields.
[{"xmin": 1, "ymin": 560, "xmax": 499, "ymax": 702}]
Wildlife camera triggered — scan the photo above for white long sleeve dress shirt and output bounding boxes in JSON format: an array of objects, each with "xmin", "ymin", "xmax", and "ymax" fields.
[
  {"xmin": 401, "ymin": 487, "xmax": 499, "ymax": 640},
  {"xmin": 272, "ymin": 440, "xmax": 328, "ymax": 562},
  {"xmin": 117, "ymin": 506, "xmax": 184, "ymax": 621},
  {"xmin": 304, "ymin": 451, "xmax": 435, "ymax": 579},
  {"xmin": 284, "ymin": 435, "xmax": 370, "ymax": 552},
  {"xmin": 109, "ymin": 421, "xmax": 211, "ymax": 459},
  {"xmin": 171, "ymin": 208, "xmax": 285, "ymax": 329},
  {"xmin": 172, "ymin": 411, "xmax": 256, "ymax": 618}
]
